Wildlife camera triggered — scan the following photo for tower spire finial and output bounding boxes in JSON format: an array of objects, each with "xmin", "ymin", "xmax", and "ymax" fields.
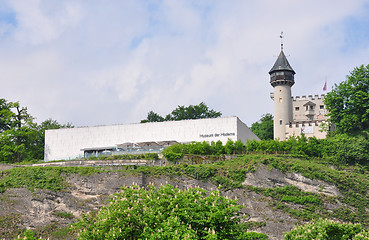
[{"xmin": 280, "ymin": 31, "xmax": 284, "ymax": 51}]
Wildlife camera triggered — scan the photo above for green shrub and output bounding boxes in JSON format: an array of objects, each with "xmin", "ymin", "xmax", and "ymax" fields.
[
  {"xmin": 162, "ymin": 144, "xmax": 185, "ymax": 162},
  {"xmin": 281, "ymin": 195, "xmax": 321, "ymax": 205},
  {"xmin": 211, "ymin": 140, "xmax": 225, "ymax": 155},
  {"xmin": 323, "ymin": 133, "xmax": 369, "ymax": 165},
  {"xmin": 73, "ymin": 184, "xmax": 246, "ymax": 240},
  {"xmin": 184, "ymin": 165, "xmax": 217, "ymax": 180},
  {"xmin": 284, "ymin": 218, "xmax": 369, "ymax": 240},
  {"xmin": 239, "ymin": 231, "xmax": 269, "ymax": 240},
  {"xmin": 225, "ymin": 139, "xmax": 235, "ymax": 154}
]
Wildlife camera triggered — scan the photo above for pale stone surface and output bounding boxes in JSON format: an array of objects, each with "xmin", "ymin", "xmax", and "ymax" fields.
[
  {"xmin": 243, "ymin": 165, "xmax": 340, "ymax": 197},
  {"xmin": 273, "ymin": 85, "xmax": 294, "ymax": 141},
  {"xmin": 44, "ymin": 117, "xmax": 259, "ymax": 161}
]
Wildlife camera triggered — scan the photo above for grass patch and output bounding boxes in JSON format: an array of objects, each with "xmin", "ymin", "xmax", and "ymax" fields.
[
  {"xmin": 0, "ymin": 166, "xmax": 105, "ymax": 193},
  {"xmin": 247, "ymin": 185, "xmax": 325, "ymax": 221}
]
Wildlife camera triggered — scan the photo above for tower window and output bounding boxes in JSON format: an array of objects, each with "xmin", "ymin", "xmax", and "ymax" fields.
[
  {"xmin": 320, "ymin": 105, "xmax": 324, "ymax": 109},
  {"xmin": 310, "ymin": 105, "xmax": 314, "ymax": 110},
  {"xmin": 295, "ymin": 107, "xmax": 299, "ymax": 111},
  {"xmin": 280, "ymin": 120, "xmax": 283, "ymax": 125}
]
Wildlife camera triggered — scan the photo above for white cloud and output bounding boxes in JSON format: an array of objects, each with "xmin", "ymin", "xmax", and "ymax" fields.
[
  {"xmin": 8, "ymin": 0, "xmax": 82, "ymax": 45},
  {"xmin": 0, "ymin": 0, "xmax": 368, "ymax": 127}
]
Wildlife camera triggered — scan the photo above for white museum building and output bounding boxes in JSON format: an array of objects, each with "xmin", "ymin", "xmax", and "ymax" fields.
[{"xmin": 44, "ymin": 116, "xmax": 259, "ymax": 161}]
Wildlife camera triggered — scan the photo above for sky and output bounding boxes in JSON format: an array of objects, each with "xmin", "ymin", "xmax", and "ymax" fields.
[{"xmin": 1, "ymin": 0, "xmax": 369, "ymax": 127}]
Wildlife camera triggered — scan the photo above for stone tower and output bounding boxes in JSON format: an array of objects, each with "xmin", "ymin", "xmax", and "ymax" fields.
[{"xmin": 269, "ymin": 50, "xmax": 295, "ymax": 140}]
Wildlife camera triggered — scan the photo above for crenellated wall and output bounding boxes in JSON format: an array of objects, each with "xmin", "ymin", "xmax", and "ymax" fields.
[
  {"xmin": 292, "ymin": 94, "xmax": 325, "ymax": 101},
  {"xmin": 292, "ymin": 94, "xmax": 328, "ymax": 123}
]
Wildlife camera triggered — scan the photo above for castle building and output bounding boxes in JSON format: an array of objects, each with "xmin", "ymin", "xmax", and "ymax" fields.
[{"xmin": 269, "ymin": 47, "xmax": 329, "ymax": 140}]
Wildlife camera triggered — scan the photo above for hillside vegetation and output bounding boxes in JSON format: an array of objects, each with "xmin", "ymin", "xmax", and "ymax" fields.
[{"xmin": 1, "ymin": 147, "xmax": 369, "ymax": 239}]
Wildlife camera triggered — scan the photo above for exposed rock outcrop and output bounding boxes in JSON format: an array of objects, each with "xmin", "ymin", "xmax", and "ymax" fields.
[{"xmin": 0, "ymin": 165, "xmax": 344, "ymax": 240}]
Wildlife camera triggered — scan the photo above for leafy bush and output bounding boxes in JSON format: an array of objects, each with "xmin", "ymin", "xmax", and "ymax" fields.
[
  {"xmin": 211, "ymin": 140, "xmax": 225, "ymax": 155},
  {"xmin": 240, "ymin": 231, "xmax": 269, "ymax": 240},
  {"xmin": 281, "ymin": 195, "xmax": 321, "ymax": 205},
  {"xmin": 323, "ymin": 133, "xmax": 369, "ymax": 165},
  {"xmin": 15, "ymin": 230, "xmax": 46, "ymax": 240},
  {"xmin": 225, "ymin": 139, "xmax": 235, "ymax": 154},
  {"xmin": 162, "ymin": 143, "xmax": 185, "ymax": 162},
  {"xmin": 184, "ymin": 165, "xmax": 217, "ymax": 180},
  {"xmin": 186, "ymin": 141, "xmax": 212, "ymax": 155},
  {"xmin": 284, "ymin": 218, "xmax": 369, "ymax": 240},
  {"xmin": 74, "ymin": 184, "xmax": 256, "ymax": 240},
  {"xmin": 164, "ymin": 139, "xmax": 244, "ymax": 162}
]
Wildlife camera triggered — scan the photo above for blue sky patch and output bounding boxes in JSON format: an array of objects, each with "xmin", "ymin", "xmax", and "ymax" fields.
[
  {"xmin": 0, "ymin": 4, "xmax": 17, "ymax": 26},
  {"xmin": 341, "ymin": 4, "xmax": 369, "ymax": 52}
]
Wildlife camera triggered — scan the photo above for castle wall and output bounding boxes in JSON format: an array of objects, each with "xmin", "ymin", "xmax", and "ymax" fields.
[
  {"xmin": 285, "ymin": 120, "xmax": 328, "ymax": 139},
  {"xmin": 44, "ymin": 116, "xmax": 259, "ymax": 161},
  {"xmin": 292, "ymin": 94, "xmax": 328, "ymax": 122}
]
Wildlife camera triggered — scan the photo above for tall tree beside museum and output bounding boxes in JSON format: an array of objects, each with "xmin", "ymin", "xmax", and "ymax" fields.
[
  {"xmin": 0, "ymin": 98, "xmax": 12, "ymax": 132},
  {"xmin": 0, "ymin": 100, "xmax": 34, "ymax": 162},
  {"xmin": 324, "ymin": 64, "xmax": 369, "ymax": 133},
  {"xmin": 0, "ymin": 98, "xmax": 73, "ymax": 163},
  {"xmin": 141, "ymin": 102, "xmax": 222, "ymax": 123},
  {"xmin": 251, "ymin": 113, "xmax": 273, "ymax": 140}
]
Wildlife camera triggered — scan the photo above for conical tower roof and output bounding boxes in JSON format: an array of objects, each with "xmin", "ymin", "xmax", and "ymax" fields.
[{"xmin": 269, "ymin": 51, "xmax": 295, "ymax": 74}]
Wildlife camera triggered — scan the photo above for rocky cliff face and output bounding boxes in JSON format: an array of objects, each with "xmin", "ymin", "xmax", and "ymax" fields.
[{"xmin": 0, "ymin": 164, "xmax": 345, "ymax": 240}]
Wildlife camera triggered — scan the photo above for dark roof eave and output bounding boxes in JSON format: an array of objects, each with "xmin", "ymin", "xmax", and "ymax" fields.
[{"xmin": 269, "ymin": 69, "xmax": 295, "ymax": 75}]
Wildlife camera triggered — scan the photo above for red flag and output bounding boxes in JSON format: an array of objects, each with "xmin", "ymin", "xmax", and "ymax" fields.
[{"xmin": 323, "ymin": 80, "xmax": 327, "ymax": 91}]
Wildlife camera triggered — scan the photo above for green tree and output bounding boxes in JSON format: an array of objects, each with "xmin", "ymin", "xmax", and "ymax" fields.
[
  {"xmin": 0, "ymin": 100, "xmax": 34, "ymax": 162},
  {"xmin": 324, "ymin": 64, "xmax": 369, "ymax": 133},
  {"xmin": 74, "ymin": 184, "xmax": 250, "ymax": 240},
  {"xmin": 0, "ymin": 98, "xmax": 13, "ymax": 132},
  {"xmin": 141, "ymin": 102, "xmax": 222, "ymax": 123},
  {"xmin": 251, "ymin": 113, "xmax": 273, "ymax": 140},
  {"xmin": 140, "ymin": 111, "xmax": 165, "ymax": 123},
  {"xmin": 0, "ymin": 98, "xmax": 73, "ymax": 163},
  {"xmin": 284, "ymin": 218, "xmax": 369, "ymax": 240},
  {"xmin": 169, "ymin": 102, "xmax": 222, "ymax": 121}
]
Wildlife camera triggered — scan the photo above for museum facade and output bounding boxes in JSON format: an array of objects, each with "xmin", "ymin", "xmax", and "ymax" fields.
[{"xmin": 44, "ymin": 116, "xmax": 259, "ymax": 161}]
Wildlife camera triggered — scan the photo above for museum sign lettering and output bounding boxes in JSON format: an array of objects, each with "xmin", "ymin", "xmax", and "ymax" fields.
[{"xmin": 199, "ymin": 132, "xmax": 236, "ymax": 138}]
